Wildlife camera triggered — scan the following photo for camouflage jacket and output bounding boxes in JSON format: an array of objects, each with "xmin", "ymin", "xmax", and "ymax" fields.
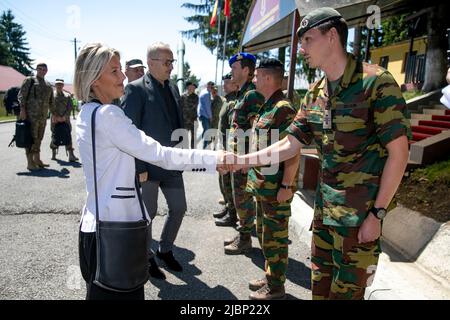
[
  {"xmin": 228, "ymin": 82, "xmax": 265, "ymax": 154},
  {"xmin": 246, "ymin": 90, "xmax": 298, "ymax": 200},
  {"xmin": 286, "ymin": 54, "xmax": 412, "ymax": 227},
  {"xmin": 18, "ymin": 76, "xmax": 54, "ymax": 119},
  {"xmin": 180, "ymin": 92, "xmax": 199, "ymax": 128},
  {"xmin": 211, "ymin": 95, "xmax": 224, "ymax": 129},
  {"xmin": 50, "ymin": 90, "xmax": 72, "ymax": 118}
]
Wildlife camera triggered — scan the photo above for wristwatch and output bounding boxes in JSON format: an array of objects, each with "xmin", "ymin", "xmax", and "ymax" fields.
[
  {"xmin": 280, "ymin": 183, "xmax": 292, "ymax": 190},
  {"xmin": 370, "ymin": 207, "xmax": 387, "ymax": 220}
]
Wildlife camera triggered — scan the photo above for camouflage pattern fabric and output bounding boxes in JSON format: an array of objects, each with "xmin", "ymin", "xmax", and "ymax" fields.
[
  {"xmin": 50, "ymin": 90, "xmax": 74, "ymax": 150},
  {"xmin": 229, "ymin": 82, "xmax": 264, "ymax": 235},
  {"xmin": 311, "ymin": 219, "xmax": 381, "ymax": 300},
  {"xmin": 246, "ymin": 90, "xmax": 297, "ymax": 201},
  {"xmin": 255, "ymin": 199, "xmax": 291, "ymax": 288},
  {"xmin": 211, "ymin": 95, "xmax": 224, "ymax": 129},
  {"xmin": 180, "ymin": 92, "xmax": 199, "ymax": 148},
  {"xmin": 286, "ymin": 53, "xmax": 412, "ymax": 228},
  {"xmin": 283, "ymin": 89, "xmax": 302, "ymax": 112},
  {"xmin": 219, "ymin": 172, "xmax": 235, "ymax": 213},
  {"xmin": 18, "ymin": 76, "xmax": 54, "ymax": 153}
]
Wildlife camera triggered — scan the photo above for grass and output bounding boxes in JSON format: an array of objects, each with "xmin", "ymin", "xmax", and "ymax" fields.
[
  {"xmin": 410, "ymin": 159, "xmax": 450, "ymax": 185},
  {"xmin": 403, "ymin": 90, "xmax": 424, "ymax": 101}
]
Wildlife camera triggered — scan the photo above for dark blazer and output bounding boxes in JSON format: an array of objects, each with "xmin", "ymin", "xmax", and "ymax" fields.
[{"xmin": 122, "ymin": 73, "xmax": 184, "ymax": 181}]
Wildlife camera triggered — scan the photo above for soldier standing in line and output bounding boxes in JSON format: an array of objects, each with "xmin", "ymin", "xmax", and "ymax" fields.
[
  {"xmin": 49, "ymin": 79, "xmax": 79, "ymax": 162},
  {"xmin": 214, "ymin": 74, "xmax": 239, "ymax": 220},
  {"xmin": 210, "ymin": 85, "xmax": 223, "ymax": 130},
  {"xmin": 246, "ymin": 58, "xmax": 299, "ymax": 300},
  {"xmin": 180, "ymin": 81, "xmax": 199, "ymax": 149},
  {"xmin": 233, "ymin": 8, "xmax": 411, "ymax": 300},
  {"xmin": 18, "ymin": 63, "xmax": 54, "ymax": 171},
  {"xmin": 219, "ymin": 53, "xmax": 265, "ymax": 255}
]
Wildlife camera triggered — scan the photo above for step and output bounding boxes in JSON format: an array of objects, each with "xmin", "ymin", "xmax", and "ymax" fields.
[
  {"xmin": 419, "ymin": 120, "xmax": 450, "ymax": 129},
  {"xmin": 411, "ymin": 113, "xmax": 432, "ymax": 120},
  {"xmin": 412, "ymin": 125, "xmax": 443, "ymax": 135},
  {"xmin": 433, "ymin": 104, "xmax": 447, "ymax": 110},
  {"xmin": 412, "ymin": 132, "xmax": 433, "ymax": 141},
  {"xmin": 423, "ymin": 109, "xmax": 446, "ymax": 116},
  {"xmin": 432, "ymin": 115, "xmax": 450, "ymax": 122},
  {"xmin": 446, "ymin": 110, "xmax": 450, "ymax": 116}
]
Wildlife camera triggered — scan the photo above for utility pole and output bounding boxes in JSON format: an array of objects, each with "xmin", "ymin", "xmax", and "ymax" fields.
[{"xmin": 71, "ymin": 38, "xmax": 80, "ymax": 61}]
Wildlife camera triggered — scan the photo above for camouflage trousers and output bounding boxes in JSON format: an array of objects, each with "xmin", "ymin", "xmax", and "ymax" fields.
[
  {"xmin": 28, "ymin": 116, "xmax": 47, "ymax": 153},
  {"xmin": 231, "ymin": 171, "xmax": 255, "ymax": 234},
  {"xmin": 50, "ymin": 121, "xmax": 74, "ymax": 151},
  {"xmin": 255, "ymin": 198, "xmax": 291, "ymax": 287},
  {"xmin": 311, "ymin": 219, "xmax": 381, "ymax": 300},
  {"xmin": 219, "ymin": 172, "xmax": 235, "ymax": 212}
]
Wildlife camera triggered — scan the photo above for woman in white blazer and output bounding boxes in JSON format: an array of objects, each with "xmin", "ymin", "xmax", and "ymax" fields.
[{"xmin": 74, "ymin": 43, "xmax": 228, "ymax": 300}]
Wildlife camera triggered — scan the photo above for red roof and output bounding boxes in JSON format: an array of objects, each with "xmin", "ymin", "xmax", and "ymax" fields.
[{"xmin": 0, "ymin": 65, "xmax": 26, "ymax": 92}]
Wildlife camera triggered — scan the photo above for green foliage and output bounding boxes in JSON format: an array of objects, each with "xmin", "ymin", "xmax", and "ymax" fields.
[
  {"xmin": 402, "ymin": 90, "xmax": 424, "ymax": 101},
  {"xmin": 411, "ymin": 159, "xmax": 450, "ymax": 185},
  {"xmin": 171, "ymin": 61, "xmax": 201, "ymax": 85},
  {"xmin": 0, "ymin": 10, "xmax": 33, "ymax": 75},
  {"xmin": 181, "ymin": 0, "xmax": 252, "ymax": 60}
]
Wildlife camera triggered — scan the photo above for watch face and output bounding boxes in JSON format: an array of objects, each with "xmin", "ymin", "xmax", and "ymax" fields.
[{"xmin": 377, "ymin": 209, "xmax": 387, "ymax": 219}]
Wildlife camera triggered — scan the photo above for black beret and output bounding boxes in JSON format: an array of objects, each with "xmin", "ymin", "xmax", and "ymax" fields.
[{"xmin": 256, "ymin": 58, "xmax": 284, "ymax": 70}]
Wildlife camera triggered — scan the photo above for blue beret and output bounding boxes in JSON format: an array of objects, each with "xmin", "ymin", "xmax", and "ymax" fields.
[{"xmin": 229, "ymin": 52, "xmax": 256, "ymax": 67}]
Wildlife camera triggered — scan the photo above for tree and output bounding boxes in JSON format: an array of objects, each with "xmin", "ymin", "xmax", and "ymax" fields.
[
  {"xmin": 0, "ymin": 10, "xmax": 33, "ymax": 75},
  {"xmin": 171, "ymin": 62, "xmax": 201, "ymax": 87},
  {"xmin": 181, "ymin": 0, "xmax": 252, "ymax": 60}
]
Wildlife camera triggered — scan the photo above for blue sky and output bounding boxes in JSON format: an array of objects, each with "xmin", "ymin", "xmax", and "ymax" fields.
[{"xmin": 0, "ymin": 0, "xmax": 229, "ymax": 85}]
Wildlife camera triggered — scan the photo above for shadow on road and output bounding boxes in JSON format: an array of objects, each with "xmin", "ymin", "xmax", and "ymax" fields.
[
  {"xmin": 17, "ymin": 167, "xmax": 71, "ymax": 178},
  {"xmin": 55, "ymin": 159, "xmax": 82, "ymax": 168},
  {"xmin": 149, "ymin": 244, "xmax": 237, "ymax": 300}
]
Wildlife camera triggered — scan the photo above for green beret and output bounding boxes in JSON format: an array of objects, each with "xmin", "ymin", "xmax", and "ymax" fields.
[{"xmin": 297, "ymin": 7, "xmax": 342, "ymax": 39}]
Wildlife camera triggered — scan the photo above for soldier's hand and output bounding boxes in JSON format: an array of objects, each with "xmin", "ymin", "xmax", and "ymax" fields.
[
  {"xmin": 19, "ymin": 109, "xmax": 27, "ymax": 120},
  {"xmin": 357, "ymin": 213, "xmax": 381, "ymax": 244},
  {"xmin": 277, "ymin": 188, "xmax": 293, "ymax": 203},
  {"xmin": 139, "ymin": 172, "xmax": 148, "ymax": 183}
]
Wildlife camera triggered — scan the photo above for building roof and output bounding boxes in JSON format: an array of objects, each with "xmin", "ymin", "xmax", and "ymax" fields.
[{"xmin": 0, "ymin": 65, "xmax": 26, "ymax": 92}]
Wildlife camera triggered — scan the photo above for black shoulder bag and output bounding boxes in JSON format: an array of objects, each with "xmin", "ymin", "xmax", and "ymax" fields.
[{"xmin": 91, "ymin": 105, "xmax": 149, "ymax": 293}]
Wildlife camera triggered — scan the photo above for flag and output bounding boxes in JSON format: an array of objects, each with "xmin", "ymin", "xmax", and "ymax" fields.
[
  {"xmin": 210, "ymin": 0, "xmax": 219, "ymax": 27},
  {"xmin": 224, "ymin": 0, "xmax": 231, "ymax": 17}
]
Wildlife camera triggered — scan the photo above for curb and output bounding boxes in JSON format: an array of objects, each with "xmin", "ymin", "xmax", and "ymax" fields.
[{"xmin": 289, "ymin": 190, "xmax": 450, "ymax": 300}]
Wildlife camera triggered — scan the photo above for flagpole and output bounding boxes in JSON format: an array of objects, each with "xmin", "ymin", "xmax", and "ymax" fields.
[
  {"xmin": 214, "ymin": 3, "xmax": 221, "ymax": 85},
  {"xmin": 221, "ymin": 15, "xmax": 228, "ymax": 93}
]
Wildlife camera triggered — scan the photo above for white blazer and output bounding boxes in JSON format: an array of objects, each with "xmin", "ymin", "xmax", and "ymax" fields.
[{"xmin": 76, "ymin": 102, "xmax": 218, "ymax": 233}]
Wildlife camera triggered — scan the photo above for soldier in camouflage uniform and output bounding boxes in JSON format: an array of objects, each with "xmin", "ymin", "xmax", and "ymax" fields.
[
  {"xmin": 18, "ymin": 63, "xmax": 54, "ymax": 171},
  {"xmin": 220, "ymin": 53, "xmax": 265, "ymax": 254},
  {"xmin": 180, "ymin": 81, "xmax": 199, "ymax": 149},
  {"xmin": 246, "ymin": 58, "xmax": 299, "ymax": 300},
  {"xmin": 210, "ymin": 85, "xmax": 223, "ymax": 130},
  {"xmin": 234, "ymin": 8, "xmax": 411, "ymax": 300},
  {"xmin": 49, "ymin": 79, "xmax": 78, "ymax": 162},
  {"xmin": 214, "ymin": 74, "xmax": 239, "ymax": 221}
]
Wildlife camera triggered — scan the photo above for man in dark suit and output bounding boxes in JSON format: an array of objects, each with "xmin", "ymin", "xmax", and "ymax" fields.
[{"xmin": 122, "ymin": 42, "xmax": 185, "ymax": 280}]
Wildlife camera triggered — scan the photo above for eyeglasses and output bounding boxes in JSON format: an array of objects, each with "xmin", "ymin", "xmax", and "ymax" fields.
[{"xmin": 151, "ymin": 58, "xmax": 177, "ymax": 67}]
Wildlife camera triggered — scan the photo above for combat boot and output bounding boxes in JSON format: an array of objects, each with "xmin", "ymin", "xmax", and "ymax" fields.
[
  {"xmin": 248, "ymin": 278, "xmax": 268, "ymax": 291},
  {"xmin": 33, "ymin": 152, "xmax": 49, "ymax": 168},
  {"xmin": 213, "ymin": 207, "xmax": 228, "ymax": 219},
  {"xmin": 223, "ymin": 233, "xmax": 239, "ymax": 246},
  {"xmin": 224, "ymin": 232, "xmax": 251, "ymax": 255},
  {"xmin": 249, "ymin": 284, "xmax": 285, "ymax": 300},
  {"xmin": 26, "ymin": 152, "xmax": 40, "ymax": 171},
  {"xmin": 68, "ymin": 149, "xmax": 79, "ymax": 162},
  {"xmin": 51, "ymin": 149, "xmax": 57, "ymax": 160}
]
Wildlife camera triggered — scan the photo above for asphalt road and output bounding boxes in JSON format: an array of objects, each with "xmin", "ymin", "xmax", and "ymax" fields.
[{"xmin": 0, "ymin": 120, "xmax": 311, "ymax": 300}]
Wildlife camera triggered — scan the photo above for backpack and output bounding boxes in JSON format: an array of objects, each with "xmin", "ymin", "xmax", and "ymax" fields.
[
  {"xmin": 8, "ymin": 120, "xmax": 33, "ymax": 148},
  {"xmin": 52, "ymin": 122, "xmax": 72, "ymax": 146}
]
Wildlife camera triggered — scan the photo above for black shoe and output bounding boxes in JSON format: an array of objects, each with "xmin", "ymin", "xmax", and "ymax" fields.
[
  {"xmin": 215, "ymin": 213, "xmax": 238, "ymax": 227},
  {"xmin": 213, "ymin": 207, "xmax": 228, "ymax": 219},
  {"xmin": 149, "ymin": 257, "xmax": 166, "ymax": 280},
  {"xmin": 156, "ymin": 250, "xmax": 183, "ymax": 272}
]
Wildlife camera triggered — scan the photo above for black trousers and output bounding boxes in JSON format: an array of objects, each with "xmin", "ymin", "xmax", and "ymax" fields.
[{"xmin": 78, "ymin": 231, "xmax": 145, "ymax": 300}]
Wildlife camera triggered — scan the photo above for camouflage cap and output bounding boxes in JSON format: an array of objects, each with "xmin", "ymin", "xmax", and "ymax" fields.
[
  {"xmin": 126, "ymin": 59, "xmax": 146, "ymax": 69},
  {"xmin": 297, "ymin": 7, "xmax": 342, "ymax": 39}
]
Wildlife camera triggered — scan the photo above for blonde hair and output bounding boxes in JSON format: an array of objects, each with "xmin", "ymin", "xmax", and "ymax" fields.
[{"xmin": 73, "ymin": 43, "xmax": 120, "ymax": 102}]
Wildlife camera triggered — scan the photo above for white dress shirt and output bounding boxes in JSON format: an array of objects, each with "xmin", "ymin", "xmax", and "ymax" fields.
[{"xmin": 76, "ymin": 102, "xmax": 218, "ymax": 233}]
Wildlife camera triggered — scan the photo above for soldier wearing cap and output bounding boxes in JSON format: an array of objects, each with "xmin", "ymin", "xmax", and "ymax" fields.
[
  {"xmin": 180, "ymin": 81, "xmax": 199, "ymax": 149},
  {"xmin": 210, "ymin": 85, "xmax": 223, "ymax": 129},
  {"xmin": 125, "ymin": 59, "xmax": 146, "ymax": 83},
  {"xmin": 214, "ymin": 73, "xmax": 239, "ymax": 221},
  {"xmin": 219, "ymin": 53, "xmax": 265, "ymax": 255},
  {"xmin": 49, "ymin": 79, "xmax": 79, "ymax": 162},
  {"xmin": 245, "ymin": 58, "xmax": 299, "ymax": 300},
  {"xmin": 18, "ymin": 62, "xmax": 54, "ymax": 171},
  {"xmin": 234, "ymin": 7, "xmax": 411, "ymax": 300}
]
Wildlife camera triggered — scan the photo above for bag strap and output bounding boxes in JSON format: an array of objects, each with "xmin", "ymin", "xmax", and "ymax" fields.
[{"xmin": 90, "ymin": 104, "xmax": 148, "ymax": 229}]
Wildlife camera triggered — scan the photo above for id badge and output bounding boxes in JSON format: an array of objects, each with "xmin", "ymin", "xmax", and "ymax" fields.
[{"xmin": 323, "ymin": 109, "xmax": 332, "ymax": 130}]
